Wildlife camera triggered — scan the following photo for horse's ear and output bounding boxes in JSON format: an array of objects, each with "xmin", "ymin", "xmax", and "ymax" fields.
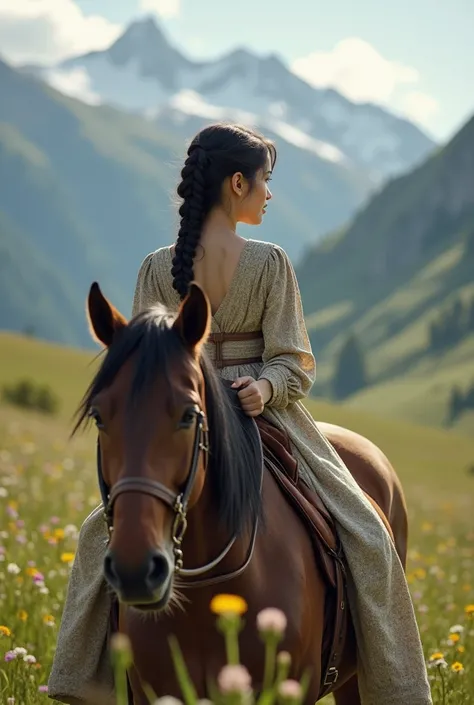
[
  {"xmin": 173, "ymin": 282, "xmax": 211, "ymax": 352},
  {"xmin": 87, "ymin": 282, "xmax": 128, "ymax": 347}
]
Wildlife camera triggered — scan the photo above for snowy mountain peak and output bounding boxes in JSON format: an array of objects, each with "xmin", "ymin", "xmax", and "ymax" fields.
[{"xmin": 23, "ymin": 16, "xmax": 436, "ymax": 182}]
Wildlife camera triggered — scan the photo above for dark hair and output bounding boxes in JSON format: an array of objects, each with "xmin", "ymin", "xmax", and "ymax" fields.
[{"xmin": 171, "ymin": 123, "xmax": 277, "ymax": 299}]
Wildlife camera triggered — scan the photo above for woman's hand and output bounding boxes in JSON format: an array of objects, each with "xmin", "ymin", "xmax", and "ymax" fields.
[{"xmin": 231, "ymin": 376, "xmax": 272, "ymax": 417}]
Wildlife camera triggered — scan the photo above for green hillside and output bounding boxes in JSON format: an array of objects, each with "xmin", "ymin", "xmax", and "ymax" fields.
[
  {"xmin": 296, "ymin": 113, "xmax": 474, "ymax": 434},
  {"xmin": 0, "ymin": 58, "xmax": 368, "ymax": 347},
  {"xmin": 1, "ymin": 331, "xmax": 473, "ymax": 507}
]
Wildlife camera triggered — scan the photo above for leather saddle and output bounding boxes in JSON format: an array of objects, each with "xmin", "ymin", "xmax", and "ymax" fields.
[{"xmin": 255, "ymin": 415, "xmax": 350, "ymax": 699}]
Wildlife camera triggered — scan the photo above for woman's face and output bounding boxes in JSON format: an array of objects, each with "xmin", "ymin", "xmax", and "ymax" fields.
[{"xmin": 234, "ymin": 153, "xmax": 273, "ymax": 226}]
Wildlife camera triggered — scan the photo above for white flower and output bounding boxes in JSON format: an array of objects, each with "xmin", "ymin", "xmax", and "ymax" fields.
[
  {"xmin": 23, "ymin": 655, "xmax": 36, "ymax": 664},
  {"xmin": 13, "ymin": 647, "xmax": 27, "ymax": 655},
  {"xmin": 256, "ymin": 607, "xmax": 287, "ymax": 635},
  {"xmin": 449, "ymin": 624, "xmax": 464, "ymax": 634},
  {"xmin": 7, "ymin": 563, "xmax": 20, "ymax": 575},
  {"xmin": 0, "ymin": 488, "xmax": 8, "ymax": 498}
]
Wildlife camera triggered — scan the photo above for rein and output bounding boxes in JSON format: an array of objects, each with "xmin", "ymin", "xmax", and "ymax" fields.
[{"xmin": 96, "ymin": 406, "xmax": 263, "ymax": 587}]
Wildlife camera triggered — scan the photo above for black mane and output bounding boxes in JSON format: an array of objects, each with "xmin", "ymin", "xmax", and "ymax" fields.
[{"xmin": 74, "ymin": 305, "xmax": 263, "ymax": 537}]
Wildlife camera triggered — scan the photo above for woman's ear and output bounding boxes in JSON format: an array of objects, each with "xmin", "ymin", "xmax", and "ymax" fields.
[{"xmin": 230, "ymin": 171, "xmax": 244, "ymax": 197}]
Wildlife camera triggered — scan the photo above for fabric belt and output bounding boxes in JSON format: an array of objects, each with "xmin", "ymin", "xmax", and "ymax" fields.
[{"xmin": 208, "ymin": 331, "xmax": 263, "ymax": 369}]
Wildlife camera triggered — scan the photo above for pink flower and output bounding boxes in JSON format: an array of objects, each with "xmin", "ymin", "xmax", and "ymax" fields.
[
  {"xmin": 278, "ymin": 679, "xmax": 302, "ymax": 700},
  {"xmin": 38, "ymin": 686, "xmax": 48, "ymax": 693},
  {"xmin": 217, "ymin": 664, "xmax": 252, "ymax": 693},
  {"xmin": 256, "ymin": 607, "xmax": 287, "ymax": 635}
]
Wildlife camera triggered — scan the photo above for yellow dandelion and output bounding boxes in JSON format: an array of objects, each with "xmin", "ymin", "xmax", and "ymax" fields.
[
  {"xmin": 0, "ymin": 625, "xmax": 12, "ymax": 637},
  {"xmin": 53, "ymin": 528, "xmax": 65, "ymax": 540},
  {"xmin": 429, "ymin": 652, "xmax": 444, "ymax": 661},
  {"xmin": 26, "ymin": 567, "xmax": 39, "ymax": 577},
  {"xmin": 451, "ymin": 662, "xmax": 464, "ymax": 673},
  {"xmin": 448, "ymin": 633, "xmax": 460, "ymax": 643},
  {"xmin": 465, "ymin": 604, "xmax": 474, "ymax": 616},
  {"xmin": 414, "ymin": 568, "xmax": 426, "ymax": 580},
  {"xmin": 43, "ymin": 615, "xmax": 55, "ymax": 627},
  {"xmin": 457, "ymin": 646, "xmax": 465, "ymax": 654},
  {"xmin": 210, "ymin": 594, "xmax": 248, "ymax": 616},
  {"xmin": 60, "ymin": 552, "xmax": 75, "ymax": 564},
  {"xmin": 421, "ymin": 522, "xmax": 433, "ymax": 532},
  {"xmin": 17, "ymin": 610, "xmax": 28, "ymax": 622}
]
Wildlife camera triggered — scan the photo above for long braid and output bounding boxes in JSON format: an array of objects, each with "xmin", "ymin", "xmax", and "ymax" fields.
[{"xmin": 171, "ymin": 144, "xmax": 209, "ymax": 299}]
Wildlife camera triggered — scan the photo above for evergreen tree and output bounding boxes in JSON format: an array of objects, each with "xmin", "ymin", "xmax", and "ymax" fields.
[
  {"xmin": 332, "ymin": 334, "xmax": 367, "ymax": 400},
  {"xmin": 446, "ymin": 385, "xmax": 464, "ymax": 425}
]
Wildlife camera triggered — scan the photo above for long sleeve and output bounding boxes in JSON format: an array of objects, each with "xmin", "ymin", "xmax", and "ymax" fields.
[
  {"xmin": 131, "ymin": 251, "xmax": 165, "ymax": 317},
  {"xmin": 257, "ymin": 245, "xmax": 316, "ymax": 409}
]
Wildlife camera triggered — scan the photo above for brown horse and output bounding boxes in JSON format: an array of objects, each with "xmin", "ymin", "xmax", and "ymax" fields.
[{"xmin": 77, "ymin": 281, "xmax": 408, "ymax": 705}]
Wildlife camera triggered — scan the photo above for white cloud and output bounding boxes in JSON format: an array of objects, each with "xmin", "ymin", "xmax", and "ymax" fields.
[
  {"xmin": 400, "ymin": 90, "xmax": 439, "ymax": 124},
  {"xmin": 140, "ymin": 0, "xmax": 180, "ymax": 18},
  {"xmin": 0, "ymin": 0, "xmax": 122, "ymax": 64},
  {"xmin": 291, "ymin": 37, "xmax": 438, "ymax": 127}
]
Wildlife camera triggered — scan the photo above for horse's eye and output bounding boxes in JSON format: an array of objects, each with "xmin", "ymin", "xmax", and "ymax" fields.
[
  {"xmin": 179, "ymin": 408, "xmax": 196, "ymax": 429},
  {"xmin": 88, "ymin": 408, "xmax": 104, "ymax": 430}
]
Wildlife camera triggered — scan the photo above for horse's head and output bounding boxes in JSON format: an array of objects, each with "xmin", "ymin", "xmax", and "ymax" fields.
[
  {"xmin": 78, "ymin": 281, "xmax": 213, "ymax": 609},
  {"xmin": 77, "ymin": 282, "xmax": 262, "ymax": 611}
]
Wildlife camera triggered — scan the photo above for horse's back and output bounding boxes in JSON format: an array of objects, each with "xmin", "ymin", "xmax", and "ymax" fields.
[{"xmin": 317, "ymin": 421, "xmax": 408, "ymax": 564}]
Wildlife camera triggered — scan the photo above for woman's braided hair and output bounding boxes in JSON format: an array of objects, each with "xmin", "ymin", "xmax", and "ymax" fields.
[{"xmin": 171, "ymin": 123, "xmax": 276, "ymax": 299}]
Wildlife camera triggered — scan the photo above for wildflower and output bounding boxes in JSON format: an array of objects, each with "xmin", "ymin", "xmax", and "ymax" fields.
[
  {"xmin": 43, "ymin": 615, "xmax": 55, "ymax": 627},
  {"xmin": 449, "ymin": 624, "xmax": 464, "ymax": 634},
  {"xmin": 210, "ymin": 594, "xmax": 247, "ymax": 616},
  {"xmin": 465, "ymin": 604, "xmax": 474, "ymax": 616},
  {"xmin": 17, "ymin": 610, "xmax": 28, "ymax": 621},
  {"xmin": 457, "ymin": 645, "xmax": 465, "ymax": 654},
  {"xmin": 6, "ymin": 563, "xmax": 20, "ymax": 575},
  {"xmin": 53, "ymin": 528, "xmax": 65, "ymax": 540},
  {"xmin": 4, "ymin": 651, "xmax": 16, "ymax": 662},
  {"xmin": 447, "ymin": 633, "xmax": 460, "ymax": 644},
  {"xmin": 278, "ymin": 679, "xmax": 302, "ymax": 701},
  {"xmin": 451, "ymin": 662, "xmax": 464, "ymax": 673},
  {"xmin": 38, "ymin": 686, "xmax": 48, "ymax": 693},
  {"xmin": 257, "ymin": 608, "xmax": 287, "ymax": 636},
  {"xmin": 13, "ymin": 647, "xmax": 27, "ymax": 655},
  {"xmin": 60, "ymin": 552, "xmax": 75, "ymax": 564},
  {"xmin": 23, "ymin": 654, "xmax": 36, "ymax": 664},
  {"xmin": 0, "ymin": 487, "xmax": 8, "ymax": 497},
  {"xmin": 217, "ymin": 664, "xmax": 252, "ymax": 693},
  {"xmin": 64, "ymin": 524, "xmax": 78, "ymax": 538},
  {"xmin": 0, "ymin": 625, "xmax": 12, "ymax": 637},
  {"xmin": 428, "ymin": 656, "xmax": 447, "ymax": 669},
  {"xmin": 152, "ymin": 698, "xmax": 183, "ymax": 705},
  {"xmin": 7, "ymin": 698, "xmax": 15, "ymax": 704}
]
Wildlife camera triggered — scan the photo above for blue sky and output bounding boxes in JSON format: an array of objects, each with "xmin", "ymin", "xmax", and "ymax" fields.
[{"xmin": 1, "ymin": 0, "xmax": 473, "ymax": 140}]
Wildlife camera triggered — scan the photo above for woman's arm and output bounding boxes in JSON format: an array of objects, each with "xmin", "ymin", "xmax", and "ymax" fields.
[
  {"xmin": 257, "ymin": 245, "xmax": 316, "ymax": 409},
  {"xmin": 131, "ymin": 251, "xmax": 163, "ymax": 317}
]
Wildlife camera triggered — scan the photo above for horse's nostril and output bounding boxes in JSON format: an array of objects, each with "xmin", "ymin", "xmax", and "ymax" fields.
[
  {"xmin": 147, "ymin": 551, "xmax": 170, "ymax": 587},
  {"xmin": 104, "ymin": 552, "xmax": 119, "ymax": 586}
]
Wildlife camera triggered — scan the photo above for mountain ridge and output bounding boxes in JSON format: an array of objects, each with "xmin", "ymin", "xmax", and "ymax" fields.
[{"xmin": 23, "ymin": 15, "xmax": 435, "ymax": 184}]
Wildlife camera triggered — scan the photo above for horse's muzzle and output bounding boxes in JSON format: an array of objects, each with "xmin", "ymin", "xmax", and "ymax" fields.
[{"xmin": 104, "ymin": 547, "xmax": 173, "ymax": 607}]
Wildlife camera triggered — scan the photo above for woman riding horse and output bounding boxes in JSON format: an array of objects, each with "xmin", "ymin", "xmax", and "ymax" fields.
[{"xmin": 48, "ymin": 123, "xmax": 431, "ymax": 705}]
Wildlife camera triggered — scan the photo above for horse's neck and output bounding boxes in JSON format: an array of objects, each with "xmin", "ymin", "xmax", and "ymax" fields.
[{"xmin": 181, "ymin": 482, "xmax": 249, "ymax": 575}]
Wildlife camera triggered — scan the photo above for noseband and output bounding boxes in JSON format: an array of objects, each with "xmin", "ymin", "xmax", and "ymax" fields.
[{"xmin": 97, "ymin": 407, "xmax": 261, "ymax": 586}]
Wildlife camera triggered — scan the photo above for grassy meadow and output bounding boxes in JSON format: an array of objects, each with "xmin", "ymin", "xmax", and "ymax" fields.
[{"xmin": 0, "ymin": 332, "xmax": 473, "ymax": 704}]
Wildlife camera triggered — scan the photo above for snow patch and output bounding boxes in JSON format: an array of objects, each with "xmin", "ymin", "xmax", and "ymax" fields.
[{"xmin": 45, "ymin": 67, "xmax": 101, "ymax": 105}]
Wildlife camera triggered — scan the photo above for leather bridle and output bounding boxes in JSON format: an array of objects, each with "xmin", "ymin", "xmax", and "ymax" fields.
[{"xmin": 96, "ymin": 407, "xmax": 262, "ymax": 587}]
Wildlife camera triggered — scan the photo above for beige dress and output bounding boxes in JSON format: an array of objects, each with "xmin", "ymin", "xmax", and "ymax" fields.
[{"xmin": 48, "ymin": 239, "xmax": 432, "ymax": 705}]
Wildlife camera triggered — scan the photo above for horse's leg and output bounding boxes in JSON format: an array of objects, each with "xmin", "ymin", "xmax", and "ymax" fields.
[{"xmin": 333, "ymin": 674, "xmax": 361, "ymax": 705}]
